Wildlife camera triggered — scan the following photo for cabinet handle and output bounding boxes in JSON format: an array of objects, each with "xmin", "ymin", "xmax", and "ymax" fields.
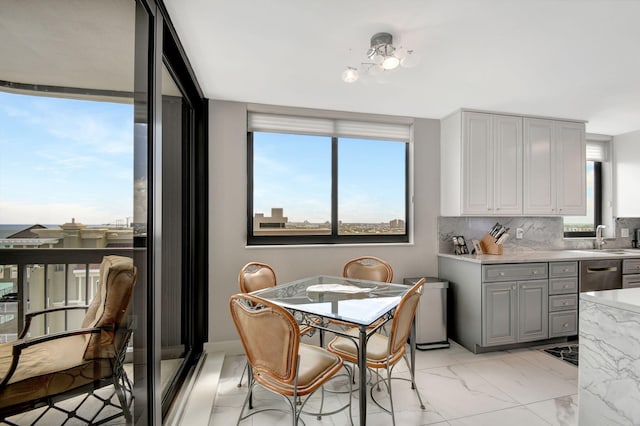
[
  {"xmin": 512, "ymin": 285, "xmax": 516, "ymax": 290},
  {"xmin": 499, "ymin": 272, "xmax": 505, "ymax": 276},
  {"xmin": 559, "ymin": 208, "xmax": 563, "ymax": 212},
  {"xmin": 532, "ymin": 271, "xmax": 538, "ymax": 275},
  {"xmin": 563, "ymin": 268, "xmax": 569, "ymax": 272},
  {"xmin": 563, "ymin": 323, "xmax": 569, "ymax": 328},
  {"xmin": 522, "ymin": 285, "xmax": 526, "ymax": 289}
]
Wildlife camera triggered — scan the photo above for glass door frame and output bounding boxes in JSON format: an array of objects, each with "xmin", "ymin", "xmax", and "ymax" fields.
[{"xmin": 134, "ymin": 0, "xmax": 208, "ymax": 422}]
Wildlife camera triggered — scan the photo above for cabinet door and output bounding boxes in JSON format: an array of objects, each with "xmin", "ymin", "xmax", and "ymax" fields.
[
  {"xmin": 482, "ymin": 282, "xmax": 517, "ymax": 346},
  {"xmin": 517, "ymin": 280, "xmax": 548, "ymax": 342},
  {"xmin": 555, "ymin": 121, "xmax": 586, "ymax": 215},
  {"xmin": 462, "ymin": 112, "xmax": 493, "ymax": 214},
  {"xmin": 524, "ymin": 118, "xmax": 556, "ymax": 214},
  {"xmin": 493, "ymin": 115, "xmax": 523, "ymax": 214}
]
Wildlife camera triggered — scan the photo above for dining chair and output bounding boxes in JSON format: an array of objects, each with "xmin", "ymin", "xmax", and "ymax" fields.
[
  {"xmin": 326, "ymin": 278, "xmax": 426, "ymax": 426},
  {"xmin": 342, "ymin": 256, "xmax": 394, "ymax": 283},
  {"xmin": 236, "ymin": 262, "xmax": 314, "ymax": 389},
  {"xmin": 229, "ymin": 293, "xmax": 353, "ymax": 426},
  {"xmin": 328, "ymin": 256, "xmax": 395, "ymax": 332}
]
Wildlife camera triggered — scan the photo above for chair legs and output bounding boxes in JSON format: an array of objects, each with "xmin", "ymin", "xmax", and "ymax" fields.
[
  {"xmin": 237, "ymin": 364, "xmax": 353, "ymax": 426},
  {"xmin": 369, "ymin": 354, "xmax": 425, "ymax": 425}
]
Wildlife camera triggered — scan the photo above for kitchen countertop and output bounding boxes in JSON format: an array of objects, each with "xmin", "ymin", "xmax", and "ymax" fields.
[
  {"xmin": 438, "ymin": 249, "xmax": 640, "ymax": 264},
  {"xmin": 581, "ymin": 287, "xmax": 640, "ymax": 314}
]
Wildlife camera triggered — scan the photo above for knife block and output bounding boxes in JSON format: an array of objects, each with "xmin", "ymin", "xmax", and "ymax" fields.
[{"xmin": 480, "ymin": 233, "xmax": 503, "ymax": 255}]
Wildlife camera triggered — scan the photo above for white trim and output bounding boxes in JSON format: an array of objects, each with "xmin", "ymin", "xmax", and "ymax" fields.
[{"xmin": 205, "ymin": 339, "xmax": 244, "ymax": 355}]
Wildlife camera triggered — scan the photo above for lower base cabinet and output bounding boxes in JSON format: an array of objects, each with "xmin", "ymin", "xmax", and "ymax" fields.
[{"xmin": 482, "ymin": 280, "xmax": 548, "ymax": 346}]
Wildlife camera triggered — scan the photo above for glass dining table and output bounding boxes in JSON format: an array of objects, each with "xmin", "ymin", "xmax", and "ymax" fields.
[{"xmin": 252, "ymin": 275, "xmax": 417, "ymax": 426}]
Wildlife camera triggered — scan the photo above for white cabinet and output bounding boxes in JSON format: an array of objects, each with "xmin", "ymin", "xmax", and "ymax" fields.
[
  {"xmin": 613, "ymin": 129, "xmax": 640, "ymax": 217},
  {"xmin": 442, "ymin": 111, "xmax": 522, "ymax": 216},
  {"xmin": 523, "ymin": 118, "xmax": 586, "ymax": 215}
]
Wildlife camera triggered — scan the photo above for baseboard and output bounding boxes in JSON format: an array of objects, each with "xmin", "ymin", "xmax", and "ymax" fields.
[{"xmin": 204, "ymin": 339, "xmax": 244, "ymax": 355}]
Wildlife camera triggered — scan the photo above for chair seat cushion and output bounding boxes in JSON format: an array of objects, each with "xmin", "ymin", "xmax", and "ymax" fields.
[
  {"xmin": 327, "ymin": 328, "xmax": 405, "ymax": 367},
  {"xmin": 0, "ymin": 334, "xmax": 113, "ymax": 410},
  {"xmin": 0, "ymin": 334, "xmax": 88, "ymax": 385},
  {"xmin": 257, "ymin": 343, "xmax": 342, "ymax": 397}
]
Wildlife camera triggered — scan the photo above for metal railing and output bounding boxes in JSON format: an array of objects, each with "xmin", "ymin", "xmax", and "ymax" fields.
[{"xmin": 0, "ymin": 248, "xmax": 134, "ymax": 336}]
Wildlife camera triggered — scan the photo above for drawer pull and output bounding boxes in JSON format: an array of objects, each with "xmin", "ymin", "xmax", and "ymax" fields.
[
  {"xmin": 532, "ymin": 271, "xmax": 538, "ymax": 275},
  {"xmin": 499, "ymin": 272, "xmax": 505, "ymax": 276},
  {"xmin": 563, "ymin": 285, "xmax": 569, "ymax": 288},
  {"xmin": 563, "ymin": 323, "xmax": 569, "ymax": 328},
  {"xmin": 563, "ymin": 268, "xmax": 569, "ymax": 272}
]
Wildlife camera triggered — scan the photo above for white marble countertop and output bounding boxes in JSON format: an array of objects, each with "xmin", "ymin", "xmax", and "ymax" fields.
[
  {"xmin": 581, "ymin": 287, "xmax": 640, "ymax": 314},
  {"xmin": 438, "ymin": 249, "xmax": 640, "ymax": 264}
]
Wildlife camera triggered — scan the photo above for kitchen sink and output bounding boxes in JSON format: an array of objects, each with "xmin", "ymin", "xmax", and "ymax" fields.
[{"xmin": 574, "ymin": 248, "xmax": 640, "ymax": 255}]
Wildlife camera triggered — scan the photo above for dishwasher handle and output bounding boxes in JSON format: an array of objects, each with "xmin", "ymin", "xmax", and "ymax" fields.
[{"xmin": 587, "ymin": 266, "xmax": 618, "ymax": 273}]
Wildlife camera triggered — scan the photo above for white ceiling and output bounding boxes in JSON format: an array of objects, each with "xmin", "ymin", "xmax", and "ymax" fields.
[{"xmin": 164, "ymin": 0, "xmax": 640, "ymax": 136}]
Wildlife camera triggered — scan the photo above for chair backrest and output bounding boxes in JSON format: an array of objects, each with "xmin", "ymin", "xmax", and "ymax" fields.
[
  {"xmin": 342, "ymin": 256, "xmax": 394, "ymax": 283},
  {"xmin": 238, "ymin": 262, "xmax": 277, "ymax": 293},
  {"xmin": 388, "ymin": 278, "xmax": 425, "ymax": 356},
  {"xmin": 229, "ymin": 293, "xmax": 299, "ymax": 384},
  {"xmin": 82, "ymin": 255, "xmax": 137, "ymax": 360}
]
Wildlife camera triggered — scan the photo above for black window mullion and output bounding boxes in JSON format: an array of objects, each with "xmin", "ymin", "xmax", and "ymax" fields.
[
  {"xmin": 331, "ymin": 137, "xmax": 338, "ymax": 238},
  {"xmin": 593, "ymin": 161, "xmax": 602, "ymax": 228}
]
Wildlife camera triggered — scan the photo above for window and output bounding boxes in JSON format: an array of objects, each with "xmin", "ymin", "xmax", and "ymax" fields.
[
  {"xmin": 247, "ymin": 113, "xmax": 410, "ymax": 245},
  {"xmin": 564, "ymin": 141, "xmax": 608, "ymax": 237}
]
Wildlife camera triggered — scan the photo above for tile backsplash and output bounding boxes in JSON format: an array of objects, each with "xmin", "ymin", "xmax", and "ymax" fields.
[{"xmin": 438, "ymin": 216, "xmax": 640, "ymax": 254}]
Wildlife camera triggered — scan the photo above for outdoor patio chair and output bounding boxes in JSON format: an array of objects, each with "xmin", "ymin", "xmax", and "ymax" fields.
[{"xmin": 0, "ymin": 255, "xmax": 137, "ymax": 425}]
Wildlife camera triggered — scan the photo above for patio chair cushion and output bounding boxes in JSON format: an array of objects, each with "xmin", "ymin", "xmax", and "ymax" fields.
[
  {"xmin": 0, "ymin": 334, "xmax": 113, "ymax": 409},
  {"xmin": 82, "ymin": 255, "xmax": 136, "ymax": 360}
]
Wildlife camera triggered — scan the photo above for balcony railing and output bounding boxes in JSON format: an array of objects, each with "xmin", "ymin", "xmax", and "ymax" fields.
[{"xmin": 0, "ymin": 248, "xmax": 134, "ymax": 339}]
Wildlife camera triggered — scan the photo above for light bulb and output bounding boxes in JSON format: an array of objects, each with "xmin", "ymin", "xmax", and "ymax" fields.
[
  {"xmin": 381, "ymin": 56, "xmax": 400, "ymax": 70},
  {"xmin": 341, "ymin": 67, "xmax": 359, "ymax": 83}
]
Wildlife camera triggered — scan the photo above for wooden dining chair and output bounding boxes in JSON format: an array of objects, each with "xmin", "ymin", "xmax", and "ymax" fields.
[
  {"xmin": 326, "ymin": 278, "xmax": 426, "ymax": 426},
  {"xmin": 229, "ymin": 293, "xmax": 352, "ymax": 426}
]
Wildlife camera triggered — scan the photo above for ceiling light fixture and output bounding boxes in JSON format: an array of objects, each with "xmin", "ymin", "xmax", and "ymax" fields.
[{"xmin": 342, "ymin": 32, "xmax": 417, "ymax": 83}]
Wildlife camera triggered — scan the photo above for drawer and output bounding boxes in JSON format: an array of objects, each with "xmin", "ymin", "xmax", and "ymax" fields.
[
  {"xmin": 549, "ymin": 310, "xmax": 578, "ymax": 337},
  {"xmin": 549, "ymin": 294, "xmax": 578, "ymax": 312},
  {"xmin": 549, "ymin": 261, "xmax": 578, "ymax": 278},
  {"xmin": 623, "ymin": 259, "xmax": 640, "ymax": 275},
  {"xmin": 483, "ymin": 263, "xmax": 548, "ymax": 282},
  {"xmin": 548, "ymin": 278, "xmax": 578, "ymax": 295},
  {"xmin": 623, "ymin": 274, "xmax": 640, "ymax": 289}
]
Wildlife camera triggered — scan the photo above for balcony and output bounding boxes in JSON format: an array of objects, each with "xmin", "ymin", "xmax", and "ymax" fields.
[{"xmin": 0, "ymin": 248, "xmax": 134, "ymax": 340}]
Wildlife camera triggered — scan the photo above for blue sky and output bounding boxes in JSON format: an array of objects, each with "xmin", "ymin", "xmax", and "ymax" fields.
[
  {"xmin": 253, "ymin": 132, "xmax": 406, "ymax": 223},
  {"xmin": 0, "ymin": 91, "xmax": 133, "ymax": 225}
]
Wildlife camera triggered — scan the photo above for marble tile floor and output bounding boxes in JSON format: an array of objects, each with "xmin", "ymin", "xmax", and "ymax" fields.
[{"xmin": 208, "ymin": 341, "xmax": 578, "ymax": 426}]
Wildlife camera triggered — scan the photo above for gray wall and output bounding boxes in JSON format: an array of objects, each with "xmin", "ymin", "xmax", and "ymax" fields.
[{"xmin": 208, "ymin": 99, "xmax": 441, "ymax": 343}]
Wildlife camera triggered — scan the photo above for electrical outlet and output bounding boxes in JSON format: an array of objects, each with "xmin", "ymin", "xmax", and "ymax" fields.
[
  {"xmin": 621, "ymin": 228, "xmax": 630, "ymax": 238},
  {"xmin": 516, "ymin": 228, "xmax": 524, "ymax": 239}
]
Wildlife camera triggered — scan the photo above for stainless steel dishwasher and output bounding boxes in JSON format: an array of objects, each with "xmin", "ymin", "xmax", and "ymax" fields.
[{"xmin": 580, "ymin": 259, "xmax": 622, "ymax": 292}]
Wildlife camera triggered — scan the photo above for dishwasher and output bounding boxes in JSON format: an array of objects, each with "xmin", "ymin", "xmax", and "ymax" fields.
[{"xmin": 580, "ymin": 259, "xmax": 622, "ymax": 292}]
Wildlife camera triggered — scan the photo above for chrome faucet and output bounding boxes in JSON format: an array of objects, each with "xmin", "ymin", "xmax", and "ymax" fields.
[{"xmin": 595, "ymin": 225, "xmax": 606, "ymax": 249}]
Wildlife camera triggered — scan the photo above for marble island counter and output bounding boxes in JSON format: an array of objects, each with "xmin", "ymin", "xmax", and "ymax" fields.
[
  {"xmin": 439, "ymin": 248, "xmax": 640, "ymax": 264},
  {"xmin": 579, "ymin": 288, "xmax": 640, "ymax": 425}
]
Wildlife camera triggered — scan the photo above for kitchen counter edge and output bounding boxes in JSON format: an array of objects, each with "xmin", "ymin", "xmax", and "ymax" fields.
[{"xmin": 438, "ymin": 250, "xmax": 640, "ymax": 264}]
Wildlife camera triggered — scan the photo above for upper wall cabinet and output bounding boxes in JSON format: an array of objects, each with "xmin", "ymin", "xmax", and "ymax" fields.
[
  {"xmin": 441, "ymin": 109, "xmax": 585, "ymax": 217},
  {"xmin": 442, "ymin": 111, "xmax": 522, "ymax": 216},
  {"xmin": 523, "ymin": 119, "xmax": 586, "ymax": 215}
]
